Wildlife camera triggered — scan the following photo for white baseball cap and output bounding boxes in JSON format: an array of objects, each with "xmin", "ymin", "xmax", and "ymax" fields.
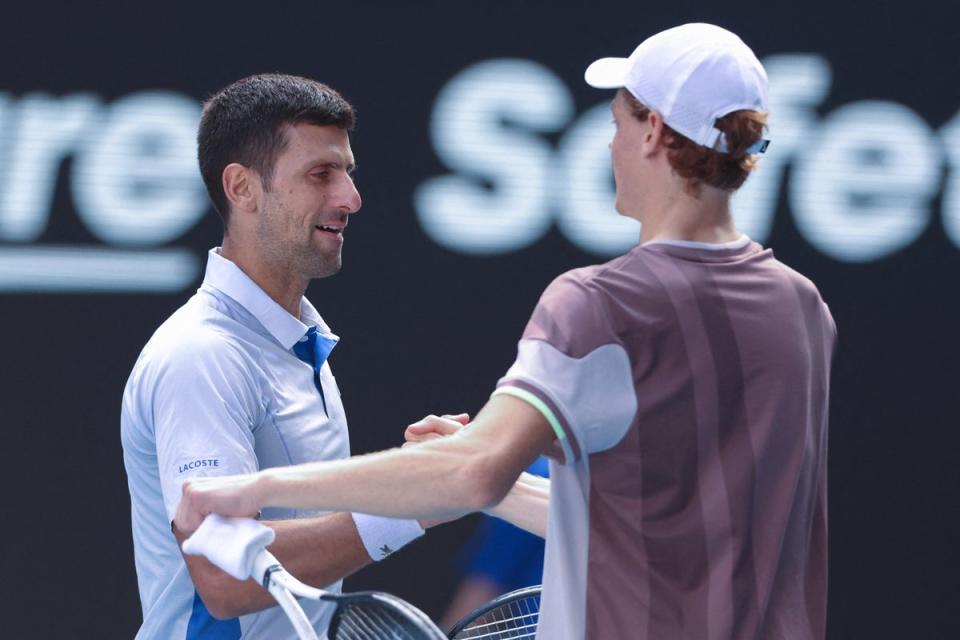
[{"xmin": 585, "ymin": 23, "xmax": 770, "ymax": 154}]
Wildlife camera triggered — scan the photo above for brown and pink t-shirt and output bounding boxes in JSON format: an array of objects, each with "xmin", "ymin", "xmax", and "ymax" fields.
[{"xmin": 493, "ymin": 236, "xmax": 836, "ymax": 640}]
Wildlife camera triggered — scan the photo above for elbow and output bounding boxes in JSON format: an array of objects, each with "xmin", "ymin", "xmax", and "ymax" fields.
[
  {"xmin": 193, "ymin": 573, "xmax": 254, "ymax": 619},
  {"xmin": 208, "ymin": 604, "xmax": 241, "ymax": 621},
  {"xmin": 196, "ymin": 589, "xmax": 239, "ymax": 620},
  {"xmin": 459, "ymin": 456, "xmax": 515, "ymax": 512},
  {"xmin": 178, "ymin": 530, "xmax": 260, "ymax": 619}
]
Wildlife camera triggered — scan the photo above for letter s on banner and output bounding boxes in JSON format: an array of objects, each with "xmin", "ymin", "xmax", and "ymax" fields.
[{"xmin": 414, "ymin": 59, "xmax": 573, "ymax": 255}]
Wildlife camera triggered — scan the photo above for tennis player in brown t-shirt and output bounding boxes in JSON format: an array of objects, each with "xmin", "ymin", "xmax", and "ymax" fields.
[{"xmin": 175, "ymin": 23, "xmax": 836, "ymax": 640}]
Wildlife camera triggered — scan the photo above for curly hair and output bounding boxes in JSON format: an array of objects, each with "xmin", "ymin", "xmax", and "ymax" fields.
[{"xmin": 621, "ymin": 89, "xmax": 767, "ymax": 196}]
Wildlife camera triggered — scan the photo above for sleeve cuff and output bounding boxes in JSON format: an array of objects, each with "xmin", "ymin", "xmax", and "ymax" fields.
[{"xmin": 492, "ymin": 386, "xmax": 578, "ymax": 464}]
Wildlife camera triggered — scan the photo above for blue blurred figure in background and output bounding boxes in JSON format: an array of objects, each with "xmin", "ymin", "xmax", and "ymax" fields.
[{"xmin": 440, "ymin": 457, "xmax": 549, "ymax": 630}]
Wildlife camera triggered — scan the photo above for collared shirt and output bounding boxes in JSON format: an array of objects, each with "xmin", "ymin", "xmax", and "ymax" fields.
[{"xmin": 121, "ymin": 248, "xmax": 349, "ymax": 640}]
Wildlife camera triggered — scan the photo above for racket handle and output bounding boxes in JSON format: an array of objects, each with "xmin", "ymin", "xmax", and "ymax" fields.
[
  {"xmin": 253, "ymin": 549, "xmax": 282, "ymax": 588},
  {"xmin": 254, "ymin": 550, "xmax": 324, "ymax": 640},
  {"xmin": 268, "ymin": 579, "xmax": 321, "ymax": 640}
]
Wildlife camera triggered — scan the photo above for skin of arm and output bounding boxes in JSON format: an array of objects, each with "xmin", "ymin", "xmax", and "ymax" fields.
[
  {"xmin": 405, "ymin": 414, "xmax": 551, "ymax": 538},
  {"xmin": 173, "ymin": 512, "xmax": 371, "ymax": 620},
  {"xmin": 484, "ymin": 471, "xmax": 550, "ymax": 538},
  {"xmin": 175, "ymin": 394, "xmax": 556, "ymax": 533}
]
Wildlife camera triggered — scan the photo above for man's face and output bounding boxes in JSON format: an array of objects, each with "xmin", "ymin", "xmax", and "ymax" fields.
[
  {"xmin": 610, "ymin": 91, "xmax": 650, "ymax": 220},
  {"xmin": 257, "ymin": 123, "xmax": 361, "ymax": 279}
]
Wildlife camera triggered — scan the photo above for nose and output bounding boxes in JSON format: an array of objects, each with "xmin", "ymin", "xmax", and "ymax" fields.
[{"xmin": 339, "ymin": 175, "xmax": 362, "ymax": 215}]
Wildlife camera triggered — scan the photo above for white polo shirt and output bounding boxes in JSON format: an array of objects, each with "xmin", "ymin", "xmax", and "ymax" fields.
[{"xmin": 121, "ymin": 248, "xmax": 350, "ymax": 639}]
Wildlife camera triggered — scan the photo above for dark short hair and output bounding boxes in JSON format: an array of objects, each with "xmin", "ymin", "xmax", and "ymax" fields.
[
  {"xmin": 198, "ymin": 73, "xmax": 356, "ymax": 227},
  {"xmin": 620, "ymin": 89, "xmax": 767, "ymax": 196}
]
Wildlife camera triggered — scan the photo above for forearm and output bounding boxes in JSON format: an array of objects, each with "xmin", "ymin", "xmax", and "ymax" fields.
[
  {"xmin": 485, "ymin": 472, "xmax": 549, "ymax": 538},
  {"xmin": 257, "ymin": 436, "xmax": 501, "ymax": 519},
  {"xmin": 176, "ymin": 512, "xmax": 370, "ymax": 618},
  {"xmin": 264, "ymin": 512, "xmax": 371, "ymax": 587},
  {"xmin": 176, "ymin": 395, "xmax": 558, "ymax": 532}
]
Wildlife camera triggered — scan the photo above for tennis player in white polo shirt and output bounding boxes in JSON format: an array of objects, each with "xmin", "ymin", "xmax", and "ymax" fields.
[
  {"xmin": 175, "ymin": 26, "xmax": 836, "ymax": 640},
  {"xmin": 121, "ymin": 74, "xmax": 431, "ymax": 639}
]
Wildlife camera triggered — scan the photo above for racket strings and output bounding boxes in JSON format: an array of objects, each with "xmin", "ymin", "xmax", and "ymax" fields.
[
  {"xmin": 456, "ymin": 621, "xmax": 537, "ymax": 636},
  {"xmin": 452, "ymin": 596, "xmax": 540, "ymax": 639},
  {"xmin": 456, "ymin": 632, "xmax": 536, "ymax": 640},
  {"xmin": 453, "ymin": 624, "xmax": 537, "ymax": 640},
  {"xmin": 334, "ymin": 600, "xmax": 434, "ymax": 640}
]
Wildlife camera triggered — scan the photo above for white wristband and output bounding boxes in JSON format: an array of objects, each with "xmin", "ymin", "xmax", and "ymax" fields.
[{"xmin": 351, "ymin": 513, "xmax": 425, "ymax": 561}]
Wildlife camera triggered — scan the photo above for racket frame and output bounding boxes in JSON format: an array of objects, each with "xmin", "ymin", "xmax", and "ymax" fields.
[{"xmin": 253, "ymin": 549, "xmax": 446, "ymax": 640}]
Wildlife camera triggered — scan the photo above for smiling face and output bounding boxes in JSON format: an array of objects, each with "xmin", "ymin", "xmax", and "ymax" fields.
[{"xmin": 257, "ymin": 123, "xmax": 361, "ymax": 280}]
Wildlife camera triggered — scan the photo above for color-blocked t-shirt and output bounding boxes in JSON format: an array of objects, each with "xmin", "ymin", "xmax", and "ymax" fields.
[{"xmin": 494, "ymin": 237, "xmax": 836, "ymax": 640}]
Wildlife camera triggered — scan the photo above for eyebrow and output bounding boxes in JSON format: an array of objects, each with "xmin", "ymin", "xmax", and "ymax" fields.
[{"xmin": 307, "ymin": 159, "xmax": 357, "ymax": 174}]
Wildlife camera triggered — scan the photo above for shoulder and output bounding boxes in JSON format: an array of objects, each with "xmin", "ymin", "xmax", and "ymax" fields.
[
  {"xmin": 524, "ymin": 260, "xmax": 637, "ymax": 357},
  {"xmin": 543, "ymin": 247, "xmax": 665, "ymax": 303},
  {"xmin": 765, "ymin": 254, "xmax": 837, "ymax": 335},
  {"xmin": 536, "ymin": 249, "xmax": 657, "ymax": 318},
  {"xmin": 768, "ymin": 256, "xmax": 830, "ymax": 308},
  {"xmin": 134, "ymin": 295, "xmax": 262, "ymax": 386},
  {"xmin": 535, "ymin": 265, "xmax": 608, "ymax": 322},
  {"xmin": 539, "ymin": 257, "xmax": 622, "ymax": 305}
]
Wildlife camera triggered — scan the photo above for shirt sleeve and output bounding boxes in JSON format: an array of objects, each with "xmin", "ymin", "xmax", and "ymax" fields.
[
  {"xmin": 493, "ymin": 271, "xmax": 637, "ymax": 465},
  {"xmin": 147, "ymin": 331, "xmax": 265, "ymax": 521}
]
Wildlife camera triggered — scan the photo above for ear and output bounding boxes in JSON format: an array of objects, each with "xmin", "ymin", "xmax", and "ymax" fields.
[
  {"xmin": 222, "ymin": 163, "xmax": 262, "ymax": 220},
  {"xmin": 641, "ymin": 111, "xmax": 667, "ymax": 157}
]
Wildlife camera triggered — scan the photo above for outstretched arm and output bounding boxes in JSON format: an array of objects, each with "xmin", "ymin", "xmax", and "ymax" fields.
[{"xmin": 175, "ymin": 394, "xmax": 556, "ymax": 531}]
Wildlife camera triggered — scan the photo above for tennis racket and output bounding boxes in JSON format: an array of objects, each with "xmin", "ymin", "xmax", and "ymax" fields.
[
  {"xmin": 252, "ymin": 548, "xmax": 447, "ymax": 640},
  {"xmin": 446, "ymin": 585, "xmax": 541, "ymax": 639}
]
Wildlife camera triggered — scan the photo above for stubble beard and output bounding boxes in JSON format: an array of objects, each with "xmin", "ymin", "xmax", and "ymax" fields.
[
  {"xmin": 307, "ymin": 248, "xmax": 342, "ymax": 280},
  {"xmin": 258, "ymin": 203, "xmax": 342, "ymax": 283}
]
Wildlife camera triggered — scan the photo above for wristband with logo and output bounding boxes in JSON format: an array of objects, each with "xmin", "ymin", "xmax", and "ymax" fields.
[{"xmin": 350, "ymin": 513, "xmax": 425, "ymax": 561}]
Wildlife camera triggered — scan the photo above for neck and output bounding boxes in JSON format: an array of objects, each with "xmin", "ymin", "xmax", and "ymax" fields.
[
  {"xmin": 220, "ymin": 235, "xmax": 307, "ymax": 318},
  {"xmin": 637, "ymin": 180, "xmax": 740, "ymax": 245}
]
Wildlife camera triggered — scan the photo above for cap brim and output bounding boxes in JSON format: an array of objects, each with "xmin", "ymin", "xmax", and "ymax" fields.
[{"xmin": 584, "ymin": 57, "xmax": 629, "ymax": 89}]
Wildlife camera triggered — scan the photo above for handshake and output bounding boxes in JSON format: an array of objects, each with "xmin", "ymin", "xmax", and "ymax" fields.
[
  {"xmin": 174, "ymin": 404, "xmax": 550, "ymax": 540},
  {"xmin": 174, "ymin": 412, "xmax": 471, "ymax": 533}
]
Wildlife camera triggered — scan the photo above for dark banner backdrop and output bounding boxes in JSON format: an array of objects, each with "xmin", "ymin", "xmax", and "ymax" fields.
[{"xmin": 1, "ymin": 2, "xmax": 957, "ymax": 638}]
